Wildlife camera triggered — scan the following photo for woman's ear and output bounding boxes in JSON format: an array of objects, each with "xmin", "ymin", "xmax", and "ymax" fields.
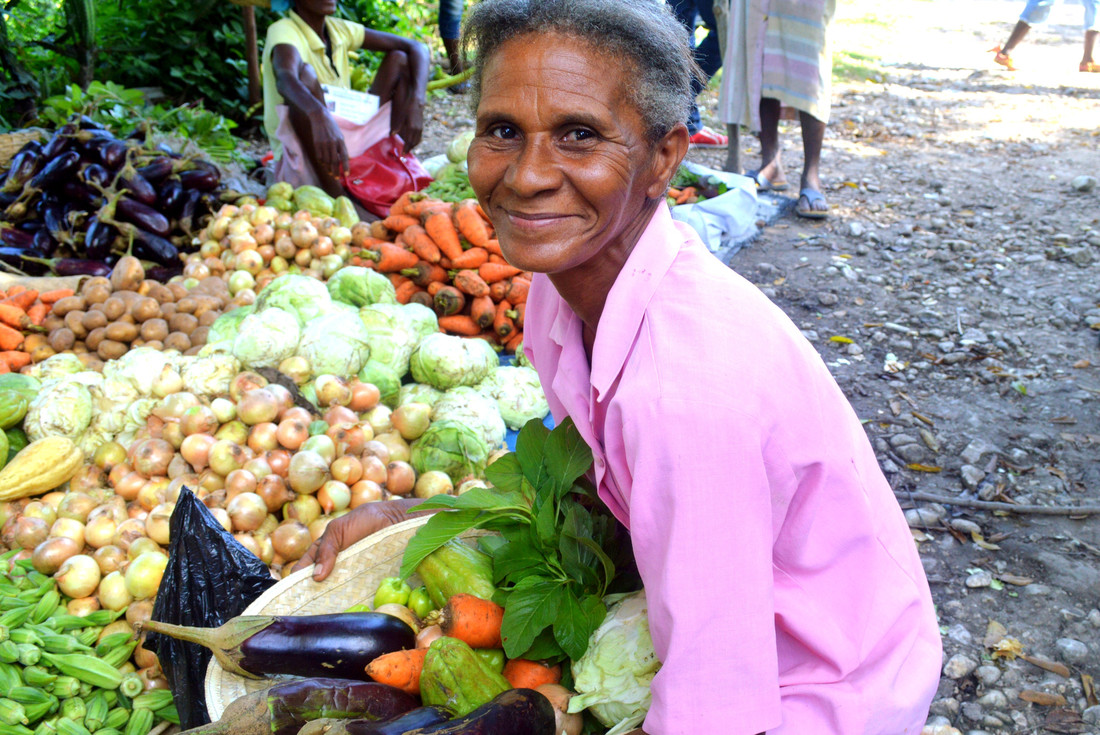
[{"xmin": 645, "ymin": 123, "xmax": 690, "ymax": 200}]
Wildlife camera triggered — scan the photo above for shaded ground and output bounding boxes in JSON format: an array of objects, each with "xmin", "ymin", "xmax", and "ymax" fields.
[{"xmin": 418, "ymin": 2, "xmax": 1100, "ymax": 730}]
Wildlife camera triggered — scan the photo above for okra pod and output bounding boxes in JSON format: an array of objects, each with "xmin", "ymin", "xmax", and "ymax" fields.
[
  {"xmin": 97, "ymin": 642, "xmax": 135, "ymax": 670},
  {"xmin": 153, "ymin": 704, "xmax": 178, "ymax": 726},
  {"xmin": 121, "ymin": 707, "xmax": 152, "ymax": 735},
  {"xmin": 0, "ymin": 663, "xmax": 21, "ymax": 691},
  {"xmin": 16, "ymin": 643, "xmax": 41, "ymax": 667},
  {"xmin": 0, "ymin": 724, "xmax": 34, "ymax": 735},
  {"xmin": 92, "ymin": 730, "xmax": 122, "ymax": 735},
  {"xmin": 0, "ymin": 642, "xmax": 18, "ymax": 664},
  {"xmin": 0, "ymin": 699, "xmax": 29, "ymax": 726},
  {"xmin": 117, "ymin": 674, "xmax": 141, "ymax": 699},
  {"xmin": 129, "ymin": 691, "xmax": 171, "ymax": 712},
  {"xmin": 74, "ymin": 629, "xmax": 99, "ymax": 649},
  {"xmin": 9, "ymin": 629, "xmax": 42, "ymax": 646},
  {"xmin": 49, "ymin": 678, "xmax": 82, "ymax": 699},
  {"xmin": 40, "ymin": 653, "xmax": 122, "ymax": 690},
  {"xmin": 32, "ymin": 592, "xmax": 61, "ymax": 625},
  {"xmin": 82, "ymin": 693, "xmax": 107, "ymax": 732},
  {"xmin": 59, "ymin": 699, "xmax": 85, "ymax": 723},
  {"xmin": 22, "ymin": 666, "xmax": 57, "ymax": 688},
  {"xmin": 94, "ymin": 634, "xmax": 132, "ymax": 656},
  {"xmin": 8, "ymin": 687, "xmax": 51, "ymax": 708},
  {"xmin": 102, "ymin": 708, "xmax": 128, "ymax": 730},
  {"xmin": 0, "ymin": 608, "xmax": 33, "ymax": 629},
  {"xmin": 53, "ymin": 718, "xmax": 91, "ymax": 735}
]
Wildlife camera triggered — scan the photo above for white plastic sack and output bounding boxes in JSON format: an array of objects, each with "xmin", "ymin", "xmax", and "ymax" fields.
[{"xmin": 670, "ymin": 161, "xmax": 757, "ymax": 253}]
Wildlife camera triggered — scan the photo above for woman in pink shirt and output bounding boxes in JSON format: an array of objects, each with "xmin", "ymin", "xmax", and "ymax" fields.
[{"xmin": 300, "ymin": 0, "xmax": 942, "ymax": 731}]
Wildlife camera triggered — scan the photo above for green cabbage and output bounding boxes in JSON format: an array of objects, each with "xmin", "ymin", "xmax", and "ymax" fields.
[
  {"xmin": 400, "ymin": 302, "xmax": 440, "ymax": 343},
  {"xmin": 397, "ymin": 383, "xmax": 444, "ymax": 408},
  {"xmin": 409, "ymin": 419, "xmax": 489, "ymax": 481},
  {"xmin": 24, "ymin": 375, "xmax": 99, "ymax": 443},
  {"xmin": 430, "ymin": 386, "xmax": 506, "ymax": 449},
  {"xmin": 254, "ymin": 274, "xmax": 333, "ymax": 326},
  {"xmin": 568, "ymin": 590, "xmax": 659, "ymax": 735},
  {"xmin": 232, "ymin": 307, "xmax": 301, "ymax": 369},
  {"xmin": 178, "ymin": 354, "xmax": 242, "ymax": 397},
  {"xmin": 102, "ymin": 348, "xmax": 177, "ymax": 396},
  {"xmin": 298, "ymin": 311, "xmax": 373, "ymax": 377},
  {"xmin": 359, "ymin": 303, "xmax": 418, "ymax": 376},
  {"xmin": 0, "ymin": 374, "xmax": 40, "ymax": 403},
  {"xmin": 409, "ymin": 333, "xmax": 497, "ymax": 390},
  {"xmin": 28, "ymin": 353, "xmax": 86, "ymax": 382},
  {"xmin": 475, "ymin": 365, "xmax": 549, "ymax": 430},
  {"xmin": 206, "ymin": 305, "xmax": 254, "ymax": 346},
  {"xmin": 358, "ymin": 360, "xmax": 402, "ymax": 408},
  {"xmin": 328, "ymin": 266, "xmax": 398, "ymax": 307}
]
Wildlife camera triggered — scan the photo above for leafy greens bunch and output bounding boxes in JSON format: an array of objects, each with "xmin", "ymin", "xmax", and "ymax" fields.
[{"xmin": 400, "ymin": 417, "xmax": 626, "ymax": 663}]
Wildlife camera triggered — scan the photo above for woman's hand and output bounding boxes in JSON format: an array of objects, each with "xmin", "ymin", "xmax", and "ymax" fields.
[
  {"xmin": 293, "ymin": 498, "xmax": 424, "ymax": 581},
  {"xmin": 307, "ymin": 108, "xmax": 350, "ymax": 181}
]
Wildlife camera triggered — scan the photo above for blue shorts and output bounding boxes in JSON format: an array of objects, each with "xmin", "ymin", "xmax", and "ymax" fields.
[
  {"xmin": 1020, "ymin": 0, "xmax": 1099, "ymax": 31},
  {"xmin": 439, "ymin": 0, "xmax": 464, "ymax": 40}
]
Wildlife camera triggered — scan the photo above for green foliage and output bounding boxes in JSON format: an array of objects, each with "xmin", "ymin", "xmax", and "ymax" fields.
[{"xmin": 38, "ymin": 81, "xmax": 246, "ymax": 163}]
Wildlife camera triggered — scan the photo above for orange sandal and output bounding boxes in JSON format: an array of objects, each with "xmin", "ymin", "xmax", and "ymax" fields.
[
  {"xmin": 1081, "ymin": 62, "xmax": 1100, "ymax": 73},
  {"xmin": 988, "ymin": 45, "xmax": 1018, "ymax": 71}
]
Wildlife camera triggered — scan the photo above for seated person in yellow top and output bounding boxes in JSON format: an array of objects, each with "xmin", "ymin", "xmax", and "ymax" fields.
[{"xmin": 262, "ymin": 0, "xmax": 429, "ymax": 198}]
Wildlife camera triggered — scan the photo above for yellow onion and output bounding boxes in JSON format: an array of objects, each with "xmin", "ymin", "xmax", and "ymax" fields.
[
  {"xmin": 124, "ymin": 551, "xmax": 169, "ymax": 600},
  {"xmin": 55, "ymin": 554, "xmax": 101, "ymax": 599}
]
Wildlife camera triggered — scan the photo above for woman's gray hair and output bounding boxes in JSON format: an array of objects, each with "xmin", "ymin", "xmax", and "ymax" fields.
[{"xmin": 462, "ymin": 0, "xmax": 702, "ymax": 143}]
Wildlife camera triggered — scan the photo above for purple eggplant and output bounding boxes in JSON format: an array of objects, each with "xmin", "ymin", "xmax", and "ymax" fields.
[
  {"xmin": 0, "ymin": 247, "xmax": 48, "ymax": 275},
  {"xmin": 99, "ymin": 139, "xmax": 130, "ymax": 170},
  {"xmin": 413, "ymin": 689, "xmax": 557, "ymax": 735},
  {"xmin": 136, "ymin": 156, "xmax": 175, "ymax": 183},
  {"xmin": 83, "ymin": 216, "xmax": 116, "ymax": 260},
  {"xmin": 179, "ymin": 168, "xmax": 220, "ymax": 191},
  {"xmin": 157, "ymin": 178, "xmax": 185, "ymax": 216},
  {"xmin": 28, "ymin": 150, "xmax": 81, "ymax": 191},
  {"xmin": 115, "ymin": 166, "xmax": 158, "ymax": 205},
  {"xmin": 139, "ymin": 612, "xmax": 416, "ymax": 681},
  {"xmin": 32, "ymin": 228, "xmax": 56, "ymax": 256},
  {"xmin": 1, "ymin": 148, "xmax": 43, "ymax": 194},
  {"xmin": 80, "ymin": 162, "xmax": 112, "ymax": 189},
  {"xmin": 41, "ymin": 128, "xmax": 73, "ymax": 159},
  {"xmin": 177, "ymin": 189, "xmax": 202, "ymax": 233},
  {"xmin": 316, "ymin": 706, "xmax": 454, "ymax": 735},
  {"xmin": 129, "ymin": 227, "xmax": 179, "ymax": 265},
  {"xmin": 62, "ymin": 180, "xmax": 101, "ymax": 209},
  {"xmin": 0, "ymin": 227, "xmax": 35, "ymax": 249},
  {"xmin": 117, "ymin": 196, "xmax": 170, "ymax": 237},
  {"xmin": 19, "ymin": 255, "xmax": 112, "ymax": 277},
  {"xmin": 73, "ymin": 114, "xmax": 104, "ymax": 130},
  {"xmin": 13, "ymin": 139, "xmax": 42, "ymax": 158},
  {"xmin": 144, "ymin": 264, "xmax": 183, "ymax": 282}
]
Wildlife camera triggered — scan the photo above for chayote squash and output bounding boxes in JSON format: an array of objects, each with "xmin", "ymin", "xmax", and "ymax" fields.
[
  {"xmin": 0, "ymin": 430, "xmax": 7, "ymax": 472},
  {"xmin": 333, "ymin": 195, "xmax": 359, "ymax": 228},
  {"xmin": 293, "ymin": 185, "xmax": 336, "ymax": 218},
  {"xmin": 420, "ymin": 637, "xmax": 511, "ymax": 717},
  {"xmin": 5, "ymin": 428, "xmax": 27, "ymax": 463},
  {"xmin": 0, "ymin": 391, "xmax": 29, "ymax": 430}
]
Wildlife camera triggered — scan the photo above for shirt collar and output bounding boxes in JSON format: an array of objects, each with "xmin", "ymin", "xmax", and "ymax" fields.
[
  {"xmin": 590, "ymin": 205, "xmax": 682, "ymax": 400},
  {"xmin": 287, "ymin": 10, "xmax": 327, "ymax": 53}
]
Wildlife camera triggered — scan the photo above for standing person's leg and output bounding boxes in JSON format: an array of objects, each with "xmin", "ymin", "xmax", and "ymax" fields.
[
  {"xmin": 753, "ymin": 97, "xmax": 787, "ymax": 190},
  {"xmin": 439, "ymin": 0, "xmax": 468, "ymax": 91},
  {"xmin": 993, "ymin": 0, "xmax": 1054, "ymax": 69},
  {"xmin": 796, "ymin": 110, "xmax": 828, "ymax": 218},
  {"xmin": 1081, "ymin": 0, "xmax": 1099, "ymax": 70},
  {"xmin": 671, "ymin": 0, "xmax": 704, "ymax": 135}
]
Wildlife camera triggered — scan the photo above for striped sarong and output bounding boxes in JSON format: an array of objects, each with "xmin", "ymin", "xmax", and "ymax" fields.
[{"xmin": 718, "ymin": 0, "xmax": 836, "ymax": 131}]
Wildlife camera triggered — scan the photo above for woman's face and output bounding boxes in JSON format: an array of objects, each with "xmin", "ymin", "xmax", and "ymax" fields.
[
  {"xmin": 294, "ymin": 0, "xmax": 337, "ymax": 17},
  {"xmin": 468, "ymin": 33, "xmax": 679, "ymax": 279}
]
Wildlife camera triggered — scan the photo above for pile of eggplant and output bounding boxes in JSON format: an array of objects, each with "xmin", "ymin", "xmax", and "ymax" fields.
[{"xmin": 0, "ymin": 115, "xmax": 228, "ymax": 278}]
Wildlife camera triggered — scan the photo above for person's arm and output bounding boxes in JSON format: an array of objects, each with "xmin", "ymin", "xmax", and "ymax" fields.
[
  {"xmin": 270, "ymin": 42, "xmax": 349, "ymax": 192},
  {"xmin": 360, "ymin": 29, "xmax": 430, "ymax": 151}
]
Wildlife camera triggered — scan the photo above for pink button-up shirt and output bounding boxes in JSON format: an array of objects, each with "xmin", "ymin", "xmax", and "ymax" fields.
[{"xmin": 524, "ymin": 205, "xmax": 942, "ymax": 734}]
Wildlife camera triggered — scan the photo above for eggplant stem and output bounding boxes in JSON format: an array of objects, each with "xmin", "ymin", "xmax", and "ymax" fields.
[
  {"xmin": 0, "ymin": 260, "xmax": 30, "ymax": 277},
  {"xmin": 138, "ymin": 616, "xmax": 277, "ymax": 680}
]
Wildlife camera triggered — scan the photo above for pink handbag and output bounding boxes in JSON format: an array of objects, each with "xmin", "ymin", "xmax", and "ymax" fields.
[{"xmin": 343, "ymin": 134, "xmax": 433, "ymax": 218}]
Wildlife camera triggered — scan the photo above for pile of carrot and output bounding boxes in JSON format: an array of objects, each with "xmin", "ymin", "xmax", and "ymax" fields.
[
  {"xmin": 0, "ymin": 285, "xmax": 74, "ymax": 373},
  {"xmin": 666, "ymin": 185, "xmax": 699, "ymax": 205},
  {"xmin": 364, "ymin": 593, "xmax": 562, "ymax": 697},
  {"xmin": 348, "ymin": 193, "xmax": 532, "ymax": 353}
]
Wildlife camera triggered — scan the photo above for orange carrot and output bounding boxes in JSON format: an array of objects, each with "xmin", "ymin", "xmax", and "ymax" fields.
[
  {"xmin": 406, "ymin": 197, "xmax": 451, "ymax": 220},
  {"xmin": 388, "ymin": 273, "xmax": 412, "ymax": 288},
  {"xmin": 37, "ymin": 289, "xmax": 75, "ymax": 305},
  {"xmin": 366, "ymin": 243, "xmax": 420, "ymax": 273},
  {"xmin": 435, "ymin": 594, "xmax": 504, "ymax": 649},
  {"xmin": 474, "ymin": 202, "xmax": 489, "ymax": 220},
  {"xmin": 470, "ymin": 294, "xmax": 496, "ymax": 329},
  {"xmin": 2, "ymin": 289, "xmax": 37, "ymax": 311},
  {"xmin": 479, "ymin": 262, "xmax": 522, "ymax": 284},
  {"xmin": 502, "ymin": 659, "xmax": 561, "ymax": 690},
  {"xmin": 26, "ymin": 301, "xmax": 48, "ymax": 327},
  {"xmin": 433, "ymin": 285, "xmax": 466, "ymax": 317},
  {"xmin": 365, "ymin": 648, "xmax": 427, "ymax": 696},
  {"xmin": 437, "ymin": 314, "xmax": 482, "ymax": 336},
  {"xmin": 400, "ymin": 262, "xmax": 448, "ymax": 288},
  {"xmin": 452, "ymin": 269, "xmax": 490, "ymax": 298},
  {"xmin": 674, "ymin": 186, "xmax": 697, "ymax": 205},
  {"xmin": 388, "ymin": 190, "xmax": 419, "ymax": 217},
  {"xmin": 382, "ymin": 214, "xmax": 420, "ymax": 233},
  {"xmin": 394, "ymin": 280, "xmax": 422, "ymax": 305},
  {"xmin": 0, "ymin": 303, "xmax": 30, "ymax": 330},
  {"xmin": 5, "ymin": 285, "xmax": 26, "ymax": 299},
  {"xmin": 454, "ymin": 200, "xmax": 491, "ymax": 248},
  {"xmin": 481, "ymin": 239, "xmax": 503, "ymax": 257},
  {"xmin": 449, "ymin": 247, "xmax": 489, "ymax": 270},
  {"xmin": 410, "ymin": 291, "xmax": 435, "ymax": 309},
  {"xmin": 512, "ymin": 302, "xmax": 525, "ymax": 329},
  {"xmin": 424, "ymin": 211, "xmax": 464, "ymax": 261},
  {"xmin": 426, "ymin": 281, "xmax": 447, "ymax": 297},
  {"xmin": 493, "ymin": 299, "xmax": 515, "ymax": 339},
  {"xmin": 504, "ymin": 329, "xmax": 524, "ymax": 353},
  {"xmin": 0, "ymin": 324, "xmax": 24, "ymax": 351},
  {"xmin": 0, "ymin": 351, "xmax": 31, "ymax": 371},
  {"xmin": 505, "ymin": 277, "xmax": 529, "ymax": 305},
  {"xmin": 402, "ymin": 224, "xmax": 442, "ymax": 263}
]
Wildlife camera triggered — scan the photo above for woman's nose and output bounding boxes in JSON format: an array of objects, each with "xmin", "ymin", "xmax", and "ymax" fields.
[{"xmin": 503, "ymin": 136, "xmax": 561, "ymax": 196}]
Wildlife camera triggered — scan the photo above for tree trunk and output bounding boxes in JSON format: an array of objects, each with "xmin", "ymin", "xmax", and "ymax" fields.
[
  {"xmin": 64, "ymin": 0, "xmax": 97, "ymax": 89},
  {"xmin": 0, "ymin": 8, "xmax": 40, "ymax": 124}
]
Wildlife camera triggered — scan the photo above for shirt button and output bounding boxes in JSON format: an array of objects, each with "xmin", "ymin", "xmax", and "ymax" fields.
[{"xmin": 595, "ymin": 458, "xmax": 604, "ymax": 468}]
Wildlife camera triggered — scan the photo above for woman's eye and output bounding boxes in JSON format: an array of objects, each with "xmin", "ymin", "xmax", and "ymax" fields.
[
  {"xmin": 564, "ymin": 128, "xmax": 595, "ymax": 142},
  {"xmin": 488, "ymin": 125, "xmax": 517, "ymax": 139}
]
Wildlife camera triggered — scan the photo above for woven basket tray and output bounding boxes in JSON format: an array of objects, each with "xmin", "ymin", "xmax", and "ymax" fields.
[
  {"xmin": 0, "ymin": 129, "xmax": 47, "ymax": 167},
  {"xmin": 203, "ymin": 516, "xmax": 489, "ymax": 720}
]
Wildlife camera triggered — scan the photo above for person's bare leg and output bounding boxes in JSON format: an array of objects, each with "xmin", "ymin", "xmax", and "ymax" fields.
[
  {"xmin": 756, "ymin": 97, "xmax": 786, "ymax": 186},
  {"xmin": 724, "ymin": 124, "xmax": 741, "ymax": 174},
  {"xmin": 1001, "ymin": 20, "xmax": 1031, "ymax": 55},
  {"xmin": 442, "ymin": 37, "xmax": 463, "ymax": 76},
  {"xmin": 288, "ymin": 62, "xmax": 343, "ymax": 197},
  {"xmin": 797, "ymin": 110, "xmax": 828, "ymax": 215},
  {"xmin": 1083, "ymin": 29, "xmax": 1098, "ymax": 67}
]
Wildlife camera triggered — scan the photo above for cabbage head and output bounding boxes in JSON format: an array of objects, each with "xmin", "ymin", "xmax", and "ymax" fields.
[
  {"xmin": 359, "ymin": 303, "xmax": 418, "ymax": 376},
  {"xmin": 102, "ymin": 348, "xmax": 177, "ymax": 396},
  {"xmin": 254, "ymin": 274, "xmax": 332, "ymax": 326},
  {"xmin": 475, "ymin": 365, "xmax": 549, "ymax": 430},
  {"xmin": 400, "ymin": 302, "xmax": 440, "ymax": 343},
  {"xmin": 409, "ymin": 333, "xmax": 497, "ymax": 390},
  {"xmin": 29, "ymin": 353, "xmax": 86, "ymax": 382},
  {"xmin": 431, "ymin": 386, "xmax": 506, "ymax": 449},
  {"xmin": 206, "ymin": 305, "xmax": 255, "ymax": 346},
  {"xmin": 358, "ymin": 360, "xmax": 401, "ymax": 408},
  {"xmin": 328, "ymin": 266, "xmax": 397, "ymax": 307},
  {"xmin": 409, "ymin": 419, "xmax": 489, "ymax": 481},
  {"xmin": 568, "ymin": 590, "xmax": 659, "ymax": 735},
  {"xmin": 232, "ymin": 307, "xmax": 301, "ymax": 369},
  {"xmin": 298, "ymin": 310, "xmax": 372, "ymax": 377},
  {"xmin": 397, "ymin": 383, "xmax": 444, "ymax": 408},
  {"xmin": 179, "ymin": 354, "xmax": 241, "ymax": 397},
  {"xmin": 24, "ymin": 375, "xmax": 99, "ymax": 443}
]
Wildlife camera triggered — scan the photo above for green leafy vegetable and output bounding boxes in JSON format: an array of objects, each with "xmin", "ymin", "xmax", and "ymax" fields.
[{"xmin": 401, "ymin": 418, "xmax": 627, "ymax": 662}]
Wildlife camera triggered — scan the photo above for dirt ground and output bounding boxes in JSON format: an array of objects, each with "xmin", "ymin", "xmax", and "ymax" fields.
[{"xmin": 416, "ymin": 1, "xmax": 1100, "ymax": 731}]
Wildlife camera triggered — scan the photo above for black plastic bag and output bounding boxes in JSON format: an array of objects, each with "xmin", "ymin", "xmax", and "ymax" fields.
[{"xmin": 144, "ymin": 487, "xmax": 277, "ymax": 728}]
